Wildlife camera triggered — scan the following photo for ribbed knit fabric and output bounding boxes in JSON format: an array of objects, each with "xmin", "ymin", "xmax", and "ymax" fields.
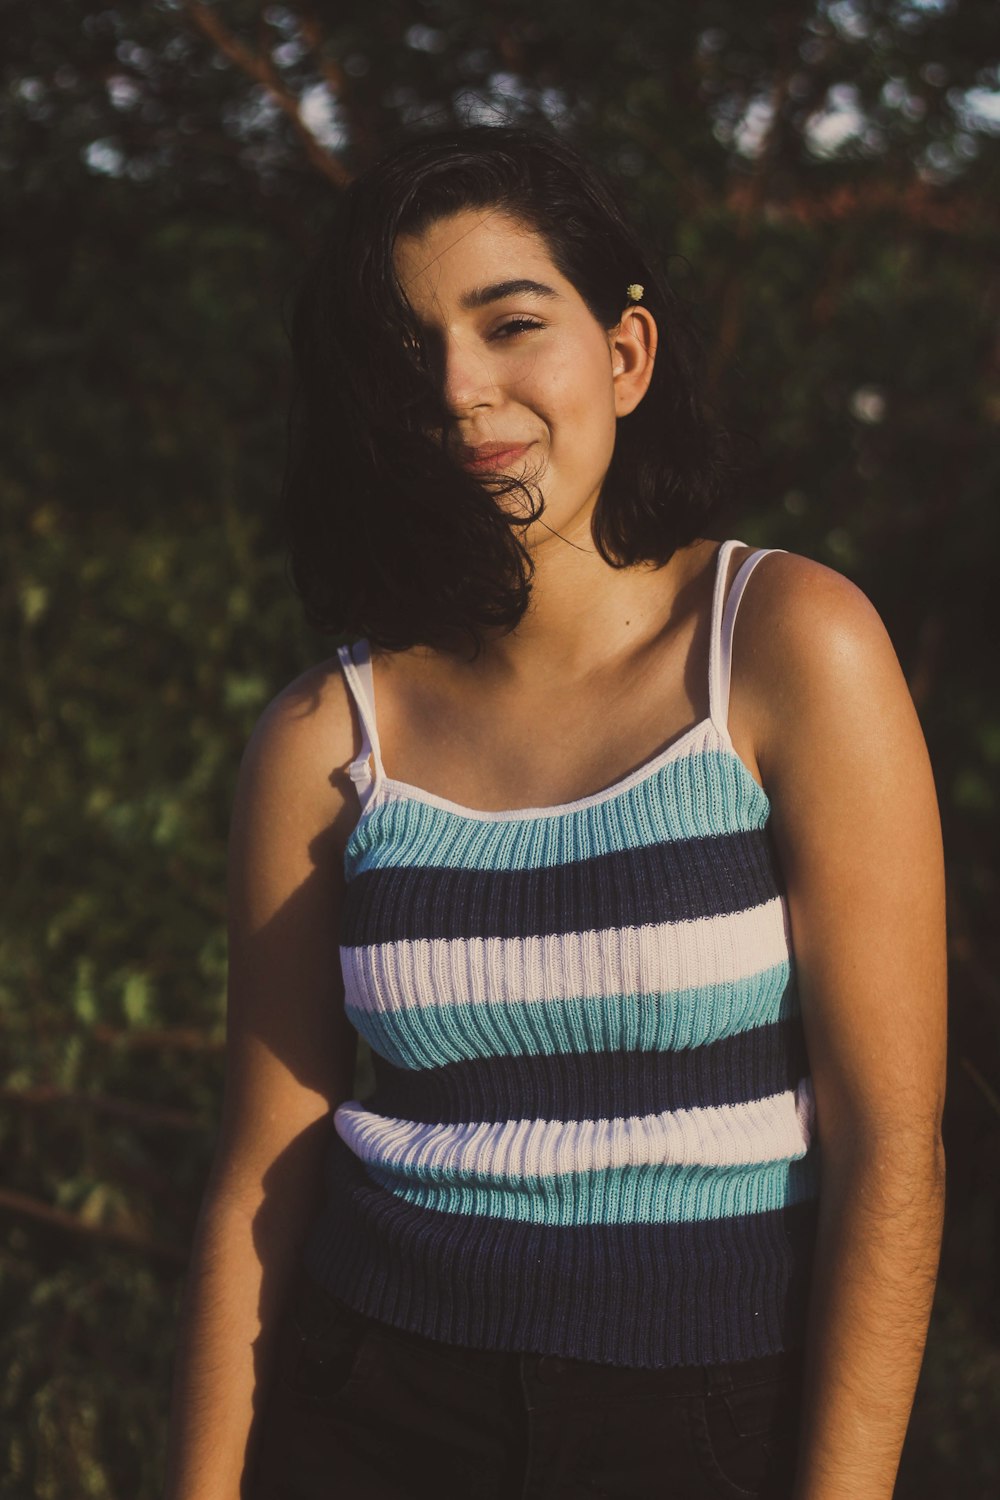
[{"xmin": 300, "ymin": 539, "xmax": 820, "ymax": 1369}]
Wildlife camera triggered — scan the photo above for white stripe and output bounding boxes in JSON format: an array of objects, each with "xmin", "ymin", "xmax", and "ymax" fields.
[
  {"xmin": 335, "ymin": 1078, "xmax": 815, "ymax": 1177},
  {"xmin": 341, "ymin": 897, "xmax": 791, "ymax": 1014}
]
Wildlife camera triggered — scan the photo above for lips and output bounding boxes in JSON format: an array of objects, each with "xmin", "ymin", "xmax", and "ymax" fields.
[{"xmin": 458, "ymin": 441, "xmax": 532, "ymax": 471}]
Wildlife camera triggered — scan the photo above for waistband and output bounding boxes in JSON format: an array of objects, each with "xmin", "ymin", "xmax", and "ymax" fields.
[{"xmin": 296, "ymin": 1271, "xmax": 805, "ymax": 1397}]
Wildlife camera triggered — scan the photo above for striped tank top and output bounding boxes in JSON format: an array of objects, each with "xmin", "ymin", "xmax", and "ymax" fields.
[{"xmin": 301, "ymin": 538, "xmax": 820, "ymax": 1369}]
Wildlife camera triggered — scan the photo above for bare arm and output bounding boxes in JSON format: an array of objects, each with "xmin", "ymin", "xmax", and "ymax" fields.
[
  {"xmin": 741, "ymin": 555, "xmax": 947, "ymax": 1500},
  {"xmin": 162, "ymin": 662, "xmax": 361, "ymax": 1500}
]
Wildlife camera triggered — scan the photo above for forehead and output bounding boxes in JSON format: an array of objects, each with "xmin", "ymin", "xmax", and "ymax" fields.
[{"xmin": 393, "ymin": 208, "xmax": 564, "ymax": 311}]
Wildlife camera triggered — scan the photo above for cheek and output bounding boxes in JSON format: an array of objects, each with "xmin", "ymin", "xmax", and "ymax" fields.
[
  {"xmin": 549, "ymin": 347, "xmax": 618, "ymax": 460},
  {"xmin": 519, "ymin": 335, "xmax": 616, "ymax": 428}
]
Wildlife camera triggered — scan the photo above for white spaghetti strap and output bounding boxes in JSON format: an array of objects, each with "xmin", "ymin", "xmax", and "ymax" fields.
[
  {"xmin": 707, "ymin": 538, "xmax": 744, "ymax": 732},
  {"xmin": 709, "ymin": 540, "xmax": 787, "ymax": 734},
  {"xmin": 337, "ymin": 639, "xmax": 385, "ymax": 810}
]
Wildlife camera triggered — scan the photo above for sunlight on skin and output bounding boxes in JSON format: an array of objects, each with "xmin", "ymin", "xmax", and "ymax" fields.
[{"xmin": 392, "ymin": 207, "xmax": 657, "ymax": 557}]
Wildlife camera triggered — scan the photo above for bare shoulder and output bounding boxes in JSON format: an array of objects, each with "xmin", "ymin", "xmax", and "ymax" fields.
[
  {"xmin": 232, "ymin": 653, "xmax": 362, "ymax": 881},
  {"xmin": 737, "ymin": 548, "xmax": 895, "ymax": 681},
  {"xmin": 248, "ymin": 654, "xmax": 356, "ymax": 767},
  {"xmin": 728, "ymin": 547, "xmax": 944, "ymax": 970},
  {"xmin": 243, "ymin": 655, "xmax": 359, "ymax": 793},
  {"xmin": 731, "ymin": 548, "xmax": 913, "ymax": 781}
]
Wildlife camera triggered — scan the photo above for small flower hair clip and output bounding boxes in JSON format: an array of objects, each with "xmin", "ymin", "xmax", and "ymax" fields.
[{"xmin": 626, "ymin": 283, "xmax": 645, "ymax": 303}]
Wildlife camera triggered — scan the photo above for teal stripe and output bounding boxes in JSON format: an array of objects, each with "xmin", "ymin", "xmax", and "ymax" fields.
[
  {"xmin": 364, "ymin": 1151, "xmax": 820, "ymax": 1226},
  {"xmin": 345, "ymin": 747, "xmax": 771, "ymax": 879},
  {"xmin": 346, "ymin": 964, "xmax": 796, "ymax": 1071}
]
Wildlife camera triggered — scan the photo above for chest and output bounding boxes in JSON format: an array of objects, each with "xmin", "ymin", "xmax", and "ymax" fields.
[
  {"xmin": 372, "ymin": 629, "xmax": 713, "ymax": 813},
  {"xmin": 338, "ymin": 732, "xmax": 793, "ymax": 1073}
]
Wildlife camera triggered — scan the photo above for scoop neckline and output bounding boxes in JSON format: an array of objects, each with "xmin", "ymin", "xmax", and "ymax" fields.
[
  {"xmin": 366, "ymin": 714, "xmax": 762, "ymax": 824},
  {"xmin": 343, "ymin": 537, "xmax": 772, "ymax": 827}
]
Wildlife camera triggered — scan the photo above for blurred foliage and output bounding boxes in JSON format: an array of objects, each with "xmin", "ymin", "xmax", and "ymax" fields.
[{"xmin": 1, "ymin": 0, "xmax": 998, "ymax": 1494}]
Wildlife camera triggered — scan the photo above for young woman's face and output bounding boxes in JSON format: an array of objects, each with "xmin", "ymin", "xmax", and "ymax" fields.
[{"xmin": 392, "ymin": 207, "xmax": 655, "ymax": 550}]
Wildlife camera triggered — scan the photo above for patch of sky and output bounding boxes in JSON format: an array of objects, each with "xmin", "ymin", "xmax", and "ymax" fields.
[
  {"xmin": 956, "ymin": 87, "xmax": 1000, "ymax": 133},
  {"xmin": 825, "ymin": 1, "xmax": 870, "ymax": 41},
  {"xmin": 125, "ymin": 156, "xmax": 157, "ymax": 183},
  {"xmin": 896, "ymin": 0, "xmax": 954, "ymax": 15},
  {"xmin": 696, "ymin": 28, "xmax": 727, "ymax": 56},
  {"xmin": 299, "ymin": 84, "xmax": 348, "ymax": 149},
  {"xmin": 406, "ymin": 25, "xmax": 448, "ymax": 54},
  {"xmin": 455, "ymin": 90, "xmax": 516, "ymax": 127},
  {"xmin": 222, "ymin": 90, "xmax": 281, "ymax": 137},
  {"xmin": 263, "ymin": 5, "xmax": 298, "ymax": 32},
  {"xmin": 116, "ymin": 41, "xmax": 154, "ymax": 70},
  {"xmin": 273, "ymin": 37, "xmax": 308, "ymax": 67},
  {"xmin": 850, "ymin": 387, "xmax": 887, "ymax": 424},
  {"xmin": 84, "ymin": 139, "xmax": 126, "ymax": 177},
  {"xmin": 538, "ymin": 88, "xmax": 570, "ymax": 123},
  {"xmin": 486, "ymin": 72, "xmax": 519, "ymax": 97},
  {"xmin": 731, "ymin": 96, "xmax": 776, "ymax": 158},
  {"xmin": 881, "ymin": 77, "xmax": 927, "ymax": 121},
  {"xmin": 107, "ymin": 75, "xmax": 142, "ymax": 111},
  {"xmin": 804, "ymin": 83, "xmax": 864, "ymax": 157},
  {"xmin": 494, "ymin": 74, "xmax": 570, "ymax": 124}
]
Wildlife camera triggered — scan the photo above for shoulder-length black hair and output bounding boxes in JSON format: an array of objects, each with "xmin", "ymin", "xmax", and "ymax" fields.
[{"xmin": 281, "ymin": 122, "xmax": 737, "ymax": 655}]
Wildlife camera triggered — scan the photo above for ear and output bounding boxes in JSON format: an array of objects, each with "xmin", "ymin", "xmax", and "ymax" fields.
[{"xmin": 608, "ymin": 307, "xmax": 658, "ymax": 417}]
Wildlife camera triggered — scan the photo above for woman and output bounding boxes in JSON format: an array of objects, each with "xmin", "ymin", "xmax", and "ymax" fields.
[{"xmin": 163, "ymin": 125, "xmax": 946, "ymax": 1500}]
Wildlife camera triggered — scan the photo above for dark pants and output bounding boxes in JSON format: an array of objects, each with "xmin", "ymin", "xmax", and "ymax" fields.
[{"xmin": 247, "ymin": 1273, "xmax": 805, "ymax": 1500}]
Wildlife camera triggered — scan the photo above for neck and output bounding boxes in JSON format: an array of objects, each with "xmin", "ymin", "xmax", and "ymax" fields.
[{"xmin": 456, "ymin": 518, "xmax": 712, "ymax": 686}]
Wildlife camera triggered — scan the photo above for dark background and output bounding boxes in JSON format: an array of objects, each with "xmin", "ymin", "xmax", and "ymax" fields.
[{"xmin": 2, "ymin": 2, "xmax": 998, "ymax": 1495}]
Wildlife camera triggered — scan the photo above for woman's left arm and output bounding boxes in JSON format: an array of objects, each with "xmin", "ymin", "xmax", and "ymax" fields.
[{"xmin": 746, "ymin": 554, "xmax": 947, "ymax": 1500}]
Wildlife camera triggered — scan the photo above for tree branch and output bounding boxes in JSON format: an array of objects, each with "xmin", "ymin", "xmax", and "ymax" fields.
[
  {"xmin": 0, "ymin": 1084, "xmax": 204, "ymax": 1132},
  {"xmin": 90, "ymin": 1024, "xmax": 225, "ymax": 1052},
  {"xmin": 0, "ymin": 1186, "xmax": 187, "ymax": 1266},
  {"xmin": 707, "ymin": 62, "xmax": 796, "ymax": 398},
  {"xmin": 291, "ymin": 2, "xmax": 354, "ymax": 111},
  {"xmin": 179, "ymin": 0, "xmax": 351, "ymax": 186}
]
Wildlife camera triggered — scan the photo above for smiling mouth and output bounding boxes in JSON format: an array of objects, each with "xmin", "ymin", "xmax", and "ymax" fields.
[{"xmin": 459, "ymin": 442, "xmax": 533, "ymax": 471}]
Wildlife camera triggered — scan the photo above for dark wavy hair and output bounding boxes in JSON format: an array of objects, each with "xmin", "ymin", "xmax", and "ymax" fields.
[{"xmin": 280, "ymin": 123, "xmax": 737, "ymax": 655}]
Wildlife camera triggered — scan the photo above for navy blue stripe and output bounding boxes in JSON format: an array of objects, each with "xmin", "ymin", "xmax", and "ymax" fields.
[
  {"xmin": 367, "ymin": 1019, "xmax": 808, "ymax": 1123},
  {"xmin": 341, "ymin": 828, "xmax": 782, "ymax": 945},
  {"xmin": 301, "ymin": 1133, "xmax": 819, "ymax": 1368}
]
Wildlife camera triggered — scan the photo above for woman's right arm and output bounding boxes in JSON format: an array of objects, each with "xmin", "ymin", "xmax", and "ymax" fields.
[{"xmin": 162, "ymin": 661, "xmax": 361, "ymax": 1500}]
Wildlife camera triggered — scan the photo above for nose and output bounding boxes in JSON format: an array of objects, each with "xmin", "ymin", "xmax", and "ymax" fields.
[{"xmin": 436, "ymin": 330, "xmax": 496, "ymax": 415}]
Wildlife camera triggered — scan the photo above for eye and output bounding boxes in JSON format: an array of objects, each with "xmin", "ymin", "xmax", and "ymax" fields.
[{"xmin": 490, "ymin": 317, "xmax": 544, "ymax": 341}]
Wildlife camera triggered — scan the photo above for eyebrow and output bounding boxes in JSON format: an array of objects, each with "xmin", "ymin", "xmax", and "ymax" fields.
[{"xmin": 459, "ymin": 278, "xmax": 561, "ymax": 311}]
